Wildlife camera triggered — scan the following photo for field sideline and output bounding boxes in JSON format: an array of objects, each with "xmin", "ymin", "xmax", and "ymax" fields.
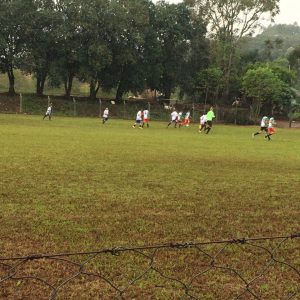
[{"xmin": 1, "ymin": 114, "xmax": 300, "ymax": 298}]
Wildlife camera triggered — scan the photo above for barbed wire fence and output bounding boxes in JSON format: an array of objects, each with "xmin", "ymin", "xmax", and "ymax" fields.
[{"xmin": 1, "ymin": 233, "xmax": 300, "ymax": 299}]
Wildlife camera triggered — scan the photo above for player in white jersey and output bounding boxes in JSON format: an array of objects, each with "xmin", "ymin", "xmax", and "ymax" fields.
[
  {"xmin": 43, "ymin": 103, "xmax": 52, "ymax": 120},
  {"xmin": 102, "ymin": 108, "xmax": 109, "ymax": 124},
  {"xmin": 265, "ymin": 117, "xmax": 276, "ymax": 141},
  {"xmin": 199, "ymin": 114, "xmax": 207, "ymax": 132},
  {"xmin": 142, "ymin": 109, "xmax": 150, "ymax": 128},
  {"xmin": 167, "ymin": 109, "xmax": 178, "ymax": 128},
  {"xmin": 252, "ymin": 116, "xmax": 268, "ymax": 138},
  {"xmin": 132, "ymin": 110, "xmax": 143, "ymax": 129}
]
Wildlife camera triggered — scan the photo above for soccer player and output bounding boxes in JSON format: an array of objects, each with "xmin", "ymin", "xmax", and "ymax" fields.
[
  {"xmin": 183, "ymin": 111, "xmax": 191, "ymax": 127},
  {"xmin": 167, "ymin": 109, "xmax": 178, "ymax": 128},
  {"xmin": 205, "ymin": 107, "xmax": 215, "ymax": 134},
  {"xmin": 265, "ymin": 117, "xmax": 276, "ymax": 141},
  {"xmin": 142, "ymin": 108, "xmax": 150, "ymax": 128},
  {"xmin": 178, "ymin": 111, "xmax": 183, "ymax": 128},
  {"xmin": 102, "ymin": 107, "xmax": 109, "ymax": 124},
  {"xmin": 132, "ymin": 109, "xmax": 143, "ymax": 129},
  {"xmin": 199, "ymin": 114, "xmax": 207, "ymax": 132},
  {"xmin": 252, "ymin": 116, "xmax": 268, "ymax": 138},
  {"xmin": 43, "ymin": 103, "xmax": 52, "ymax": 120}
]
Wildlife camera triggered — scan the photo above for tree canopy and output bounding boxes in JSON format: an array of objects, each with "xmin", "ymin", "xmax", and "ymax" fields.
[{"xmin": 1, "ymin": 0, "xmax": 300, "ymax": 121}]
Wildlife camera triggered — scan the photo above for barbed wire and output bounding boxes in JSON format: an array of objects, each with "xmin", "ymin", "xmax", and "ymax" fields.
[{"xmin": 1, "ymin": 233, "xmax": 300, "ymax": 299}]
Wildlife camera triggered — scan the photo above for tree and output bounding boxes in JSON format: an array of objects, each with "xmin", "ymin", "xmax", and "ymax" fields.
[
  {"xmin": 243, "ymin": 60, "xmax": 296, "ymax": 117},
  {"xmin": 245, "ymin": 59, "xmax": 296, "ymax": 85},
  {"xmin": 288, "ymin": 90, "xmax": 300, "ymax": 127},
  {"xmin": 151, "ymin": 2, "xmax": 198, "ymax": 99},
  {"xmin": 21, "ymin": 0, "xmax": 61, "ymax": 96},
  {"xmin": 242, "ymin": 66, "xmax": 284, "ymax": 120},
  {"xmin": 48, "ymin": 0, "xmax": 83, "ymax": 98},
  {"xmin": 262, "ymin": 37, "xmax": 284, "ymax": 61},
  {"xmin": 190, "ymin": 0, "xmax": 280, "ymax": 101},
  {"xmin": 99, "ymin": 0, "xmax": 152, "ymax": 102},
  {"xmin": 240, "ymin": 24, "xmax": 300, "ymax": 61},
  {"xmin": 0, "ymin": 0, "xmax": 34, "ymax": 95},
  {"xmin": 76, "ymin": 0, "xmax": 116, "ymax": 100},
  {"xmin": 287, "ymin": 45, "xmax": 300, "ymax": 80},
  {"xmin": 268, "ymin": 59, "xmax": 296, "ymax": 84},
  {"xmin": 196, "ymin": 67, "xmax": 223, "ymax": 106},
  {"xmin": 264, "ymin": 39, "xmax": 274, "ymax": 61},
  {"xmin": 177, "ymin": 11, "xmax": 209, "ymax": 100},
  {"xmin": 142, "ymin": 2, "xmax": 163, "ymax": 96}
]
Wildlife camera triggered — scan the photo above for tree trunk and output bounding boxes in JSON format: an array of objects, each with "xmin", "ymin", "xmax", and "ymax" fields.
[
  {"xmin": 64, "ymin": 73, "xmax": 74, "ymax": 99},
  {"xmin": 7, "ymin": 66, "xmax": 15, "ymax": 96},
  {"xmin": 213, "ymin": 85, "xmax": 220, "ymax": 106},
  {"xmin": 164, "ymin": 88, "xmax": 171, "ymax": 100},
  {"xmin": 249, "ymin": 97, "xmax": 262, "ymax": 122},
  {"xmin": 270, "ymin": 100, "xmax": 274, "ymax": 116},
  {"xmin": 89, "ymin": 80, "xmax": 100, "ymax": 100},
  {"xmin": 204, "ymin": 86, "xmax": 209, "ymax": 113},
  {"xmin": 115, "ymin": 67, "xmax": 127, "ymax": 102},
  {"xmin": 223, "ymin": 49, "xmax": 234, "ymax": 102},
  {"xmin": 36, "ymin": 72, "xmax": 47, "ymax": 96},
  {"xmin": 115, "ymin": 84, "xmax": 124, "ymax": 102}
]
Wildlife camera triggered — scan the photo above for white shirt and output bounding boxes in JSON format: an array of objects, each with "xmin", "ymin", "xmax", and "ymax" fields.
[
  {"xmin": 46, "ymin": 106, "xmax": 52, "ymax": 114},
  {"xmin": 136, "ymin": 111, "xmax": 142, "ymax": 121},
  {"xmin": 261, "ymin": 117, "xmax": 268, "ymax": 127},
  {"xmin": 200, "ymin": 114, "xmax": 207, "ymax": 125},
  {"xmin": 103, "ymin": 109, "xmax": 109, "ymax": 118},
  {"xmin": 185, "ymin": 112, "xmax": 190, "ymax": 119},
  {"xmin": 178, "ymin": 112, "xmax": 183, "ymax": 120},
  {"xmin": 268, "ymin": 120, "xmax": 275, "ymax": 128},
  {"xmin": 171, "ymin": 111, "xmax": 178, "ymax": 121},
  {"xmin": 143, "ymin": 110, "xmax": 149, "ymax": 119}
]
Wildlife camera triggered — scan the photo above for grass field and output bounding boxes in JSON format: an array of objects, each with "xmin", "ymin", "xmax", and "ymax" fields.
[{"xmin": 0, "ymin": 114, "xmax": 300, "ymax": 299}]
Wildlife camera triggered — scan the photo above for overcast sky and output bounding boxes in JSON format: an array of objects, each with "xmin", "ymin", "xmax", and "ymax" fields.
[
  {"xmin": 156, "ymin": 0, "xmax": 300, "ymax": 25},
  {"xmin": 274, "ymin": 0, "xmax": 300, "ymax": 25}
]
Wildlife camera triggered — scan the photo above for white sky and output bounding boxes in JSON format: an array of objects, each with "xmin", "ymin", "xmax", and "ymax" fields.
[
  {"xmin": 274, "ymin": 0, "xmax": 300, "ymax": 25},
  {"xmin": 156, "ymin": 0, "xmax": 300, "ymax": 25}
]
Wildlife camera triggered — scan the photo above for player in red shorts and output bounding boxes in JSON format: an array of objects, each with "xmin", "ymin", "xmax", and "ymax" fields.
[
  {"xmin": 177, "ymin": 111, "xmax": 183, "ymax": 128},
  {"xmin": 265, "ymin": 117, "xmax": 276, "ymax": 141},
  {"xmin": 142, "ymin": 108, "xmax": 150, "ymax": 128},
  {"xmin": 183, "ymin": 111, "xmax": 191, "ymax": 127}
]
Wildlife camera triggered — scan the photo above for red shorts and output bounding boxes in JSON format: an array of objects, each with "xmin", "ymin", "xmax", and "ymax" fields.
[
  {"xmin": 268, "ymin": 127, "xmax": 275, "ymax": 134},
  {"xmin": 144, "ymin": 118, "xmax": 149, "ymax": 122}
]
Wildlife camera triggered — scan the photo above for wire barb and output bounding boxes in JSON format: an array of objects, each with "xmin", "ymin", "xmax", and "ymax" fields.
[{"xmin": 1, "ymin": 233, "xmax": 299, "ymax": 299}]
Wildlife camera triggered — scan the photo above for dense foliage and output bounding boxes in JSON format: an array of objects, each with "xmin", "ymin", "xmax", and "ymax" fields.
[
  {"xmin": 0, "ymin": 0, "xmax": 209, "ymax": 100},
  {"xmin": 0, "ymin": 0, "xmax": 299, "ymax": 118}
]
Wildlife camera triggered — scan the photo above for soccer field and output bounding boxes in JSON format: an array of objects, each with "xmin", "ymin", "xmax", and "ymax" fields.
[{"xmin": 1, "ymin": 114, "xmax": 300, "ymax": 299}]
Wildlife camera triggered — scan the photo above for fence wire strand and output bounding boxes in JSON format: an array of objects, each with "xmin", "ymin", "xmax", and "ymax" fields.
[{"xmin": 1, "ymin": 233, "xmax": 300, "ymax": 299}]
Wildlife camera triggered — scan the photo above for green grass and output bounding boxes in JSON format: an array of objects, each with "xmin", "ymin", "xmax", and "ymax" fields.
[{"xmin": 0, "ymin": 114, "xmax": 300, "ymax": 299}]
